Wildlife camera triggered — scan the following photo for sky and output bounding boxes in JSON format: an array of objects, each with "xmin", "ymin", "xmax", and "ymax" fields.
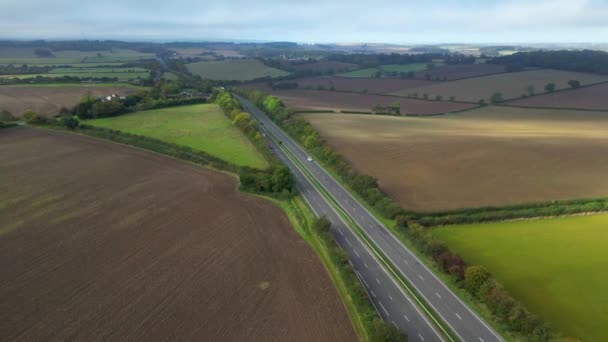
[{"xmin": 1, "ymin": 0, "xmax": 608, "ymax": 44}]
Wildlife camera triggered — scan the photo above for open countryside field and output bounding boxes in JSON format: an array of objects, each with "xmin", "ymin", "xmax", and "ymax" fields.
[
  {"xmin": 432, "ymin": 214, "xmax": 608, "ymax": 341},
  {"xmin": 245, "ymin": 76, "xmax": 435, "ymax": 94},
  {"xmin": 412, "ymin": 63, "xmax": 506, "ymax": 81},
  {"xmin": 87, "ymin": 104, "xmax": 268, "ymax": 169},
  {"xmin": 393, "ymin": 69, "xmax": 608, "ymax": 102},
  {"xmin": 339, "ymin": 63, "xmax": 429, "ymax": 77},
  {"xmin": 264, "ymin": 89, "xmax": 475, "ymax": 114},
  {"xmin": 0, "ymin": 48, "xmax": 153, "ymax": 65},
  {"xmin": 290, "ymin": 61, "xmax": 358, "ymax": 73},
  {"xmin": 0, "ymin": 128, "xmax": 356, "ymax": 341},
  {"xmin": 302, "ymin": 106, "xmax": 608, "ymax": 211},
  {"xmin": 2, "ymin": 67, "xmax": 149, "ymax": 81},
  {"xmin": 509, "ymin": 82, "xmax": 608, "ymax": 110},
  {"xmin": 0, "ymin": 84, "xmax": 141, "ymax": 116},
  {"xmin": 186, "ymin": 60, "xmax": 289, "ymax": 81}
]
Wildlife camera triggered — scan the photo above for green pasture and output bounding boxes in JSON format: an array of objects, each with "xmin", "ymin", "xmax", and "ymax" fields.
[
  {"xmin": 339, "ymin": 63, "xmax": 430, "ymax": 77},
  {"xmin": 185, "ymin": 60, "xmax": 288, "ymax": 81},
  {"xmin": 86, "ymin": 104, "xmax": 268, "ymax": 169},
  {"xmin": 432, "ymin": 214, "xmax": 608, "ymax": 341}
]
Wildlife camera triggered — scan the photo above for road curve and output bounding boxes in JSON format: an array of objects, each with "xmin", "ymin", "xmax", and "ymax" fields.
[{"xmin": 235, "ymin": 94, "xmax": 504, "ymax": 342}]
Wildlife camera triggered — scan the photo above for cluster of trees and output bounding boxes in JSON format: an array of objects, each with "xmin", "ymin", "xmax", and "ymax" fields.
[
  {"xmin": 327, "ymin": 53, "xmax": 442, "ymax": 69},
  {"xmin": 413, "ymin": 197, "xmax": 608, "ymax": 227},
  {"xmin": 313, "ymin": 217, "xmax": 406, "ymax": 342},
  {"xmin": 213, "ymin": 90, "xmax": 296, "ymax": 198},
  {"xmin": 234, "ymin": 87, "xmax": 403, "ymax": 221},
  {"xmin": 0, "ymin": 64, "xmax": 53, "ymax": 75},
  {"xmin": 491, "ymin": 50, "xmax": 608, "ymax": 75},
  {"xmin": 372, "ymin": 103, "xmax": 401, "ymax": 115},
  {"xmin": 406, "ymin": 225, "xmax": 550, "ymax": 340}
]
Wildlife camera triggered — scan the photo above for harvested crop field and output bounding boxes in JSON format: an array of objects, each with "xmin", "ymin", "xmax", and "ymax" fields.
[
  {"xmin": 432, "ymin": 214, "xmax": 608, "ymax": 341},
  {"xmin": 302, "ymin": 107, "xmax": 608, "ymax": 211},
  {"xmin": 393, "ymin": 69, "xmax": 608, "ymax": 102},
  {"xmin": 413, "ymin": 63, "xmax": 506, "ymax": 81},
  {"xmin": 265, "ymin": 89, "xmax": 475, "ymax": 114},
  {"xmin": 244, "ymin": 76, "xmax": 435, "ymax": 94},
  {"xmin": 0, "ymin": 84, "xmax": 141, "ymax": 116},
  {"xmin": 509, "ymin": 82, "xmax": 608, "ymax": 110},
  {"xmin": 0, "ymin": 128, "xmax": 356, "ymax": 341}
]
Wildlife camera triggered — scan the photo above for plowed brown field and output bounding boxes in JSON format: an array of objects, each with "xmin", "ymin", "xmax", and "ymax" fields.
[
  {"xmin": 0, "ymin": 85, "xmax": 139, "ymax": 116},
  {"xmin": 302, "ymin": 107, "xmax": 608, "ymax": 211},
  {"xmin": 0, "ymin": 128, "xmax": 356, "ymax": 341}
]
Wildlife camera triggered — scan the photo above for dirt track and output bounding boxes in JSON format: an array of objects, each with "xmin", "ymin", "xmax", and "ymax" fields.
[
  {"xmin": 0, "ymin": 85, "xmax": 137, "ymax": 116},
  {"xmin": 0, "ymin": 128, "xmax": 356, "ymax": 341}
]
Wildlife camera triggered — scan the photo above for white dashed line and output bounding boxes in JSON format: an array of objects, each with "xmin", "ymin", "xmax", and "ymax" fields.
[
  {"xmin": 376, "ymin": 278, "xmax": 381, "ymax": 284},
  {"xmin": 435, "ymin": 292, "xmax": 442, "ymax": 299},
  {"xmin": 456, "ymin": 313, "xmax": 462, "ymax": 320},
  {"xmin": 378, "ymin": 301, "xmax": 389, "ymax": 316},
  {"xmin": 338, "ymin": 229, "xmax": 344, "ymax": 236},
  {"xmin": 392, "ymin": 321, "xmax": 398, "ymax": 328},
  {"xmin": 371, "ymin": 290, "xmax": 377, "ymax": 298},
  {"xmin": 403, "ymin": 314, "xmax": 410, "ymax": 322},
  {"xmin": 346, "ymin": 238, "xmax": 352, "ymax": 247},
  {"xmin": 364, "ymin": 263, "xmax": 369, "ymax": 269},
  {"xmin": 404, "ymin": 259, "xmax": 409, "ymax": 265},
  {"xmin": 478, "ymin": 338, "xmax": 485, "ymax": 342},
  {"xmin": 361, "ymin": 277, "xmax": 369, "ymax": 287},
  {"xmin": 418, "ymin": 274, "xmax": 424, "ymax": 281},
  {"xmin": 418, "ymin": 333, "xmax": 425, "ymax": 341},
  {"xmin": 389, "ymin": 295, "xmax": 393, "ymax": 301},
  {"xmin": 354, "ymin": 250, "xmax": 360, "ymax": 258}
]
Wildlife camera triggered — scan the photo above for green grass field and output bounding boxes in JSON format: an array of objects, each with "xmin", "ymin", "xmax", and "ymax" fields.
[
  {"xmin": 185, "ymin": 60, "xmax": 288, "ymax": 81},
  {"xmin": 1, "ymin": 66, "xmax": 150, "ymax": 81},
  {"xmin": 339, "ymin": 63, "xmax": 429, "ymax": 77},
  {"xmin": 86, "ymin": 104, "xmax": 268, "ymax": 169},
  {"xmin": 432, "ymin": 214, "xmax": 608, "ymax": 341}
]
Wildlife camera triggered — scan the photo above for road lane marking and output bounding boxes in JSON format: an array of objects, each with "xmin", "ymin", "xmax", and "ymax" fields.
[
  {"xmin": 418, "ymin": 274, "xmax": 424, "ymax": 281},
  {"xmin": 479, "ymin": 338, "xmax": 485, "ymax": 342},
  {"xmin": 418, "ymin": 333, "xmax": 425, "ymax": 341},
  {"xmin": 378, "ymin": 301, "xmax": 389, "ymax": 316},
  {"xmin": 403, "ymin": 314, "xmax": 410, "ymax": 322},
  {"xmin": 389, "ymin": 295, "xmax": 393, "ymax": 301},
  {"xmin": 404, "ymin": 259, "xmax": 409, "ymax": 265},
  {"xmin": 338, "ymin": 229, "xmax": 344, "ymax": 236},
  {"xmin": 376, "ymin": 278, "xmax": 381, "ymax": 284},
  {"xmin": 435, "ymin": 292, "xmax": 442, "ymax": 299},
  {"xmin": 392, "ymin": 320, "xmax": 398, "ymax": 328},
  {"xmin": 346, "ymin": 238, "xmax": 352, "ymax": 247},
  {"xmin": 456, "ymin": 313, "xmax": 462, "ymax": 320},
  {"xmin": 354, "ymin": 250, "xmax": 360, "ymax": 258},
  {"xmin": 364, "ymin": 263, "xmax": 368, "ymax": 269},
  {"xmin": 371, "ymin": 290, "xmax": 377, "ymax": 298}
]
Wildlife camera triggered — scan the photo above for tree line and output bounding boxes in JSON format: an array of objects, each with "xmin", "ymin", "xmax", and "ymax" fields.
[
  {"xmin": 491, "ymin": 49, "xmax": 608, "ymax": 75},
  {"xmin": 327, "ymin": 53, "xmax": 476, "ymax": 69}
]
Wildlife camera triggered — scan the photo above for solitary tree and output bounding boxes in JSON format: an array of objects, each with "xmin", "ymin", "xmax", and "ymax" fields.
[
  {"xmin": 490, "ymin": 92, "xmax": 504, "ymax": 104},
  {"xmin": 525, "ymin": 85, "xmax": 535, "ymax": 96},
  {"xmin": 568, "ymin": 80, "xmax": 581, "ymax": 89},
  {"xmin": 544, "ymin": 83, "xmax": 556, "ymax": 92}
]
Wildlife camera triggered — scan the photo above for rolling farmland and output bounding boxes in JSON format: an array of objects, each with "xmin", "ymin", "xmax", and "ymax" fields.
[
  {"xmin": 290, "ymin": 61, "xmax": 358, "ymax": 73},
  {"xmin": 432, "ymin": 214, "xmax": 608, "ymax": 341},
  {"xmin": 186, "ymin": 60, "xmax": 288, "ymax": 81},
  {"xmin": 339, "ymin": 63, "xmax": 429, "ymax": 77},
  {"xmin": 263, "ymin": 89, "xmax": 475, "ymax": 114},
  {"xmin": 509, "ymin": 82, "xmax": 608, "ymax": 110},
  {"xmin": 0, "ymin": 128, "xmax": 356, "ymax": 341},
  {"xmin": 413, "ymin": 63, "xmax": 506, "ymax": 80},
  {"xmin": 0, "ymin": 84, "xmax": 142, "ymax": 116},
  {"xmin": 393, "ymin": 69, "xmax": 608, "ymax": 102},
  {"xmin": 302, "ymin": 106, "xmax": 608, "ymax": 211},
  {"xmin": 87, "ymin": 104, "xmax": 269, "ymax": 169}
]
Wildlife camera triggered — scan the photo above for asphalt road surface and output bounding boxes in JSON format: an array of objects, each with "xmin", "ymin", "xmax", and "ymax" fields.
[{"xmin": 235, "ymin": 94, "xmax": 503, "ymax": 342}]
